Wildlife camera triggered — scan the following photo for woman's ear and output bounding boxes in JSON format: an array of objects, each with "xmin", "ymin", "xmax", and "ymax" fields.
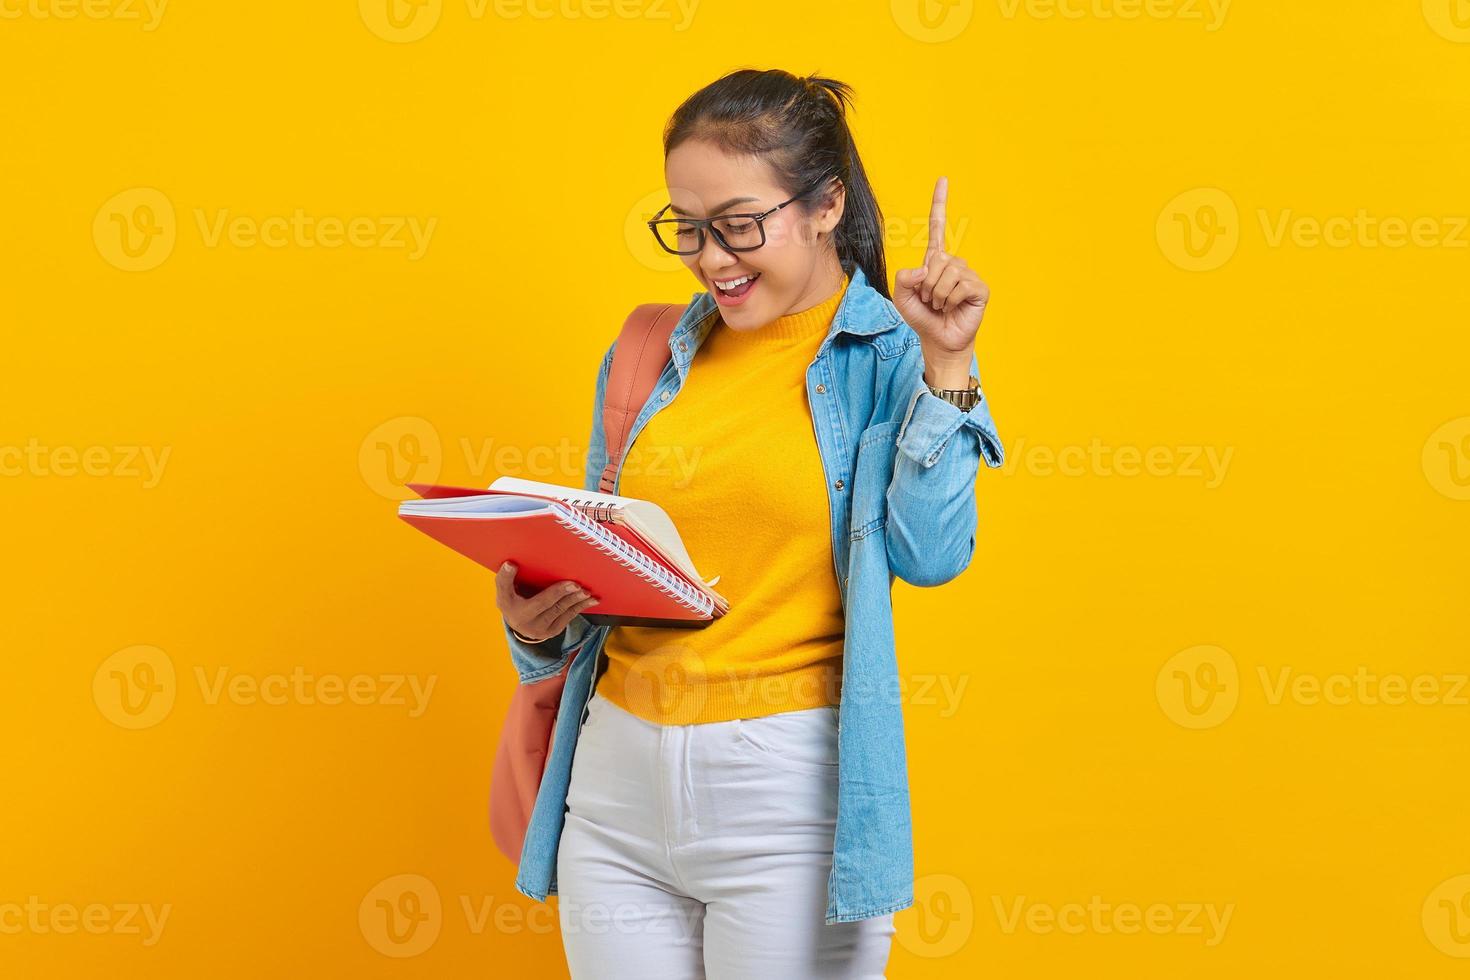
[{"xmin": 816, "ymin": 178, "xmax": 846, "ymax": 235}]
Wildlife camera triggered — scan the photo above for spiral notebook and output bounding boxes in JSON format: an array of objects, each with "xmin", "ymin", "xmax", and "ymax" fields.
[{"xmin": 397, "ymin": 479, "xmax": 729, "ymax": 628}]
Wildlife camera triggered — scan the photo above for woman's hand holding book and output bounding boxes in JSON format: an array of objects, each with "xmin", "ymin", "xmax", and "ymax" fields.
[{"xmin": 496, "ymin": 562, "xmax": 598, "ymax": 643}]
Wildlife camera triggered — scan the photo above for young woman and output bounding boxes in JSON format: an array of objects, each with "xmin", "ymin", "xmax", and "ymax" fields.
[{"xmin": 494, "ymin": 68, "xmax": 1003, "ymax": 979}]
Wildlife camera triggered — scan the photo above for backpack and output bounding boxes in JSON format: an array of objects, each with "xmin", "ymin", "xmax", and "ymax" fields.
[{"xmin": 488, "ymin": 300, "xmax": 688, "ymax": 863}]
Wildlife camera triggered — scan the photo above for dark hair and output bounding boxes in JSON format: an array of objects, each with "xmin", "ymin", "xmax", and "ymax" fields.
[{"xmin": 662, "ymin": 68, "xmax": 890, "ymax": 301}]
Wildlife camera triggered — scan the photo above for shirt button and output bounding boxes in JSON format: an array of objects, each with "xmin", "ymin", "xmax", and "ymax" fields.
[
  {"xmin": 834, "ymin": 479, "xmax": 845, "ymax": 490},
  {"xmin": 659, "ymin": 391, "xmax": 670, "ymax": 401},
  {"xmin": 678, "ymin": 341, "xmax": 688, "ymax": 352},
  {"xmin": 815, "ymin": 383, "xmax": 826, "ymax": 394}
]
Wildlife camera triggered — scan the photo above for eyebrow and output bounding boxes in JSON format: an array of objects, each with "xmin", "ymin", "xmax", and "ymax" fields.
[{"xmin": 670, "ymin": 195, "xmax": 760, "ymax": 217}]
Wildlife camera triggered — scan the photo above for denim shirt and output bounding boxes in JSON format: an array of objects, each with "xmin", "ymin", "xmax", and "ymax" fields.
[{"xmin": 500, "ymin": 263, "xmax": 1003, "ymax": 924}]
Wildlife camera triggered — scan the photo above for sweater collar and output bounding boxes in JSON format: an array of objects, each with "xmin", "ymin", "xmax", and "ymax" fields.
[{"xmin": 673, "ymin": 263, "xmax": 904, "ymax": 356}]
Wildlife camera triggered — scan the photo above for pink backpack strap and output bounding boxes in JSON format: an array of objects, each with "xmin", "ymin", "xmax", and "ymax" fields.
[{"xmin": 599, "ymin": 302, "xmax": 687, "ymax": 494}]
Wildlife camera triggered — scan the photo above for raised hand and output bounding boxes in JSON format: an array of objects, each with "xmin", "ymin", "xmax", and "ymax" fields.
[{"xmin": 892, "ymin": 176, "xmax": 990, "ymax": 387}]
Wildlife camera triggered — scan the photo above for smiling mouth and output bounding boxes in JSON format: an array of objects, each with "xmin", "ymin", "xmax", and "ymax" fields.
[{"xmin": 713, "ymin": 273, "xmax": 761, "ymax": 298}]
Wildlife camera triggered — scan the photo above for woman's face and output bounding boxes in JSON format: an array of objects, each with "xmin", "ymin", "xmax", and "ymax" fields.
[{"xmin": 663, "ymin": 139, "xmax": 844, "ymax": 329}]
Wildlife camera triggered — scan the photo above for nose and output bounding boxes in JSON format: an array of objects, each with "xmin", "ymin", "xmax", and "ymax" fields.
[{"xmin": 696, "ymin": 228, "xmax": 738, "ymax": 275}]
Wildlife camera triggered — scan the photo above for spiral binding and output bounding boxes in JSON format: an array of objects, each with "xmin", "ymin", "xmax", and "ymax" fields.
[
  {"xmin": 550, "ymin": 502, "xmax": 714, "ymax": 618},
  {"xmin": 563, "ymin": 497, "xmax": 618, "ymax": 524}
]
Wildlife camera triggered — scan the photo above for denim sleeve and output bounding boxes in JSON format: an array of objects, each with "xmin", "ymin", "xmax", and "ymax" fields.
[
  {"xmin": 501, "ymin": 339, "xmax": 616, "ymax": 683},
  {"xmin": 884, "ymin": 345, "xmax": 1004, "ymax": 587}
]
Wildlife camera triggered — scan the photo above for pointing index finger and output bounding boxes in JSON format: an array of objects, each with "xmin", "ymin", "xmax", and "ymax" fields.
[{"xmin": 926, "ymin": 175, "xmax": 948, "ymax": 257}]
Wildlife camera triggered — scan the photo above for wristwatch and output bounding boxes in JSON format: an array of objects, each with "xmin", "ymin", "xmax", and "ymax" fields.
[{"xmin": 926, "ymin": 373, "xmax": 982, "ymax": 412}]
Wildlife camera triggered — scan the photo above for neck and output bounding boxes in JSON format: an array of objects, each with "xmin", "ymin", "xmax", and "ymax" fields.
[{"xmin": 782, "ymin": 256, "xmax": 847, "ymax": 320}]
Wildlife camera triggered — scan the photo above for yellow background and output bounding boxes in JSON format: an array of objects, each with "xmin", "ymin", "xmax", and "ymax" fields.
[{"xmin": 3, "ymin": 0, "xmax": 1469, "ymax": 976}]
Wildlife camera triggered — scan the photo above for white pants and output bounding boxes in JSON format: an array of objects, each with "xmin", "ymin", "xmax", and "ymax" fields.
[{"xmin": 557, "ymin": 690, "xmax": 896, "ymax": 979}]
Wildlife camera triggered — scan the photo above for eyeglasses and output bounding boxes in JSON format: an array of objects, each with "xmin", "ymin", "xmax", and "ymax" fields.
[{"xmin": 647, "ymin": 173, "xmax": 836, "ymax": 255}]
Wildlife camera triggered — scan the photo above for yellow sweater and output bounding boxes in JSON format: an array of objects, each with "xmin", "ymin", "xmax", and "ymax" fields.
[{"xmin": 594, "ymin": 273, "xmax": 851, "ymax": 725}]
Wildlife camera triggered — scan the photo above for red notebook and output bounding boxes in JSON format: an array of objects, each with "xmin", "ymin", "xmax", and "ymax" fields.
[{"xmin": 397, "ymin": 481, "xmax": 726, "ymax": 629}]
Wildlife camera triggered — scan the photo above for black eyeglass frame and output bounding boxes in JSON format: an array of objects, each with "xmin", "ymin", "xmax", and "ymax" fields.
[{"xmin": 646, "ymin": 173, "xmax": 837, "ymax": 255}]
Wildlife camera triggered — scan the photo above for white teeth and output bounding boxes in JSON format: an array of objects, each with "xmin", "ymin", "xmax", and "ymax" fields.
[{"xmin": 715, "ymin": 274, "xmax": 757, "ymax": 291}]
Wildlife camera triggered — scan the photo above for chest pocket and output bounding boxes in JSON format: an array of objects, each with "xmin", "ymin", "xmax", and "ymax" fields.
[{"xmin": 849, "ymin": 420, "xmax": 902, "ymax": 541}]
